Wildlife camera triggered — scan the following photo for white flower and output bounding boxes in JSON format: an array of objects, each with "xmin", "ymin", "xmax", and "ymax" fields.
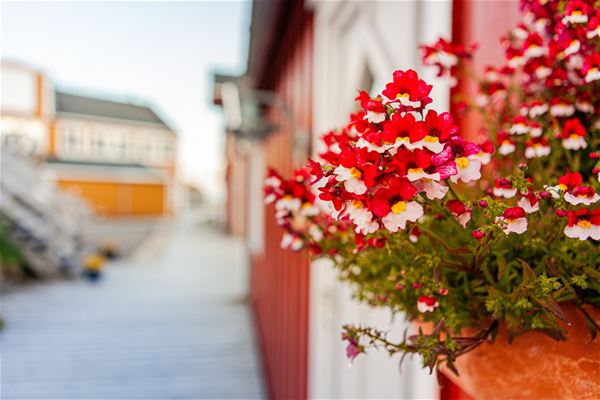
[
  {"xmin": 366, "ymin": 111, "xmax": 386, "ymax": 124},
  {"xmin": 524, "ymin": 45, "xmax": 545, "ymax": 59},
  {"xmin": 344, "ymin": 200, "xmax": 380, "ymax": 234},
  {"xmin": 545, "ymin": 184, "xmax": 566, "ymax": 199},
  {"xmin": 587, "ymin": 27, "xmax": 600, "ymax": 39},
  {"xmin": 525, "ymin": 144, "xmax": 551, "ymax": 159},
  {"xmin": 406, "ymin": 168, "xmax": 440, "ymax": 182},
  {"xmin": 550, "ymin": 104, "xmax": 575, "ymax": 117},
  {"xmin": 562, "ymin": 136, "xmax": 587, "ymax": 151},
  {"xmin": 454, "ymin": 211, "xmax": 471, "ymax": 228},
  {"xmin": 475, "ymin": 151, "xmax": 491, "ymax": 165},
  {"xmin": 392, "ymin": 94, "xmax": 422, "ymax": 108},
  {"xmin": 276, "ymin": 196, "xmax": 302, "ymax": 212},
  {"xmin": 476, "ymin": 94, "xmax": 489, "ymax": 107},
  {"xmin": 356, "ymin": 137, "xmax": 386, "ymax": 154},
  {"xmin": 265, "ymin": 176, "xmax": 282, "ymax": 188},
  {"xmin": 496, "ymin": 216, "xmax": 528, "ymax": 235},
  {"xmin": 564, "ymin": 192, "xmax": 600, "ymax": 206},
  {"xmin": 381, "ymin": 201, "xmax": 424, "ymax": 232},
  {"xmin": 308, "ymin": 225, "xmax": 323, "ymax": 241},
  {"xmin": 529, "ymin": 104, "xmax": 548, "ymax": 118},
  {"xmin": 334, "ymin": 166, "xmax": 367, "ymax": 195},
  {"xmin": 576, "ymin": 100, "xmax": 594, "ymax": 113},
  {"xmin": 510, "ymin": 123, "xmax": 530, "ymax": 135},
  {"xmin": 535, "ymin": 66, "xmax": 552, "ymax": 79},
  {"xmin": 517, "ymin": 197, "xmax": 539, "ymax": 213},
  {"xmin": 355, "ymin": 219, "xmax": 380, "ymax": 235},
  {"xmin": 564, "ymin": 40, "xmax": 581, "ymax": 56},
  {"xmin": 450, "ymin": 157, "xmax": 481, "ymax": 184},
  {"xmin": 419, "ymin": 136, "xmax": 445, "ymax": 153},
  {"xmin": 264, "ymin": 193, "xmax": 277, "ymax": 204},
  {"xmin": 562, "ymin": 13, "xmax": 588, "ymax": 25},
  {"xmin": 493, "ymin": 187, "xmax": 518, "ymax": 198},
  {"xmin": 585, "ymin": 67, "xmax": 600, "ymax": 83},
  {"xmin": 281, "ymin": 233, "xmax": 303, "ymax": 251},
  {"xmin": 498, "ymin": 142, "xmax": 516, "ymax": 155},
  {"xmin": 414, "ymin": 180, "xmax": 449, "ymax": 200},
  {"xmin": 564, "ymin": 222, "xmax": 600, "ymax": 241},
  {"xmin": 417, "ymin": 297, "xmax": 439, "ymax": 313},
  {"xmin": 529, "ymin": 126, "xmax": 543, "ymax": 137},
  {"xmin": 508, "ymin": 56, "xmax": 526, "ymax": 69},
  {"xmin": 299, "ymin": 203, "xmax": 320, "ymax": 217}
]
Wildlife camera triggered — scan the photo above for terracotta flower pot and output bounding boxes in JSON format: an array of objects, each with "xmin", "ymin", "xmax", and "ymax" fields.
[{"xmin": 424, "ymin": 306, "xmax": 600, "ymax": 399}]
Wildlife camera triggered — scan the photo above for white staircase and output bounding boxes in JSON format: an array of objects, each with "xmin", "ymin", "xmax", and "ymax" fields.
[{"xmin": 0, "ymin": 148, "xmax": 91, "ymax": 277}]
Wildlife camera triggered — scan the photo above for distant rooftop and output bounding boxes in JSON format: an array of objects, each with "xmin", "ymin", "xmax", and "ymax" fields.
[{"xmin": 55, "ymin": 91, "xmax": 173, "ymax": 131}]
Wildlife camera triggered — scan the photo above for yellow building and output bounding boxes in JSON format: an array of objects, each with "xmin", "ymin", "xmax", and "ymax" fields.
[
  {"xmin": 1, "ymin": 61, "xmax": 177, "ymax": 217},
  {"xmin": 47, "ymin": 92, "xmax": 177, "ymax": 216}
]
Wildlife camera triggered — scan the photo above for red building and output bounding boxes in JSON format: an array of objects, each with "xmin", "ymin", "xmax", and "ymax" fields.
[{"xmin": 214, "ymin": 1, "xmax": 520, "ymax": 398}]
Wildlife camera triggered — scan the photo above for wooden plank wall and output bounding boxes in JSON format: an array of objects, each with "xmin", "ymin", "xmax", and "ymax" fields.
[{"xmin": 250, "ymin": 7, "xmax": 314, "ymax": 400}]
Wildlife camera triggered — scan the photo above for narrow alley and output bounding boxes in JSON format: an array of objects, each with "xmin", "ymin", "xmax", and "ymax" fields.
[{"xmin": 0, "ymin": 210, "xmax": 265, "ymax": 399}]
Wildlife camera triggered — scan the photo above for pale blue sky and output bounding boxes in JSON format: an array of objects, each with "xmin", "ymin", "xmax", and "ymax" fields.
[{"xmin": 1, "ymin": 1, "xmax": 250, "ymax": 198}]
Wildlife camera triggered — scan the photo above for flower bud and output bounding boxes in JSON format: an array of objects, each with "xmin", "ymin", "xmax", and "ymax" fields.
[
  {"xmin": 538, "ymin": 190, "xmax": 550, "ymax": 199},
  {"xmin": 395, "ymin": 283, "xmax": 405, "ymax": 291},
  {"xmin": 412, "ymin": 282, "xmax": 422, "ymax": 289},
  {"xmin": 471, "ymin": 229, "xmax": 486, "ymax": 240},
  {"xmin": 555, "ymin": 208, "xmax": 568, "ymax": 217},
  {"xmin": 439, "ymin": 288, "xmax": 448, "ymax": 296},
  {"xmin": 519, "ymin": 162, "xmax": 528, "ymax": 170},
  {"xmin": 478, "ymin": 200, "xmax": 488, "ymax": 208}
]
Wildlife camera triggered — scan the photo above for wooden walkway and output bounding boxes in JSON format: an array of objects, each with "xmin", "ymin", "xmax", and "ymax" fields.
[{"xmin": 0, "ymin": 211, "xmax": 265, "ymax": 399}]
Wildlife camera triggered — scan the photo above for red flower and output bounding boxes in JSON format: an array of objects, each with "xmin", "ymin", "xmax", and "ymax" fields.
[
  {"xmin": 382, "ymin": 69, "xmax": 432, "ymax": 107},
  {"xmin": 381, "ymin": 113, "xmax": 426, "ymax": 144},
  {"xmin": 423, "ymin": 110, "xmax": 458, "ymax": 142},
  {"xmin": 369, "ymin": 177, "xmax": 417, "ymax": 217},
  {"xmin": 502, "ymin": 207, "xmax": 526, "ymax": 220}
]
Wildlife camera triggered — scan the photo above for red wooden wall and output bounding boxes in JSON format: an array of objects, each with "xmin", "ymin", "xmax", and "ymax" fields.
[{"xmin": 250, "ymin": 7, "xmax": 313, "ymax": 400}]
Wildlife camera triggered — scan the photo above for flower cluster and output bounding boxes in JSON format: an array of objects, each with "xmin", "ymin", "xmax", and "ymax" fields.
[
  {"xmin": 421, "ymin": 37, "xmax": 477, "ymax": 86},
  {"xmin": 263, "ymin": 168, "xmax": 321, "ymax": 251},
  {"xmin": 313, "ymin": 71, "xmax": 490, "ymax": 236},
  {"xmin": 263, "ymin": 0, "xmax": 599, "ymax": 375}
]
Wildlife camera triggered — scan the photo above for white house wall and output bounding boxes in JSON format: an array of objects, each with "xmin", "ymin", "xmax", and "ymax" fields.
[{"xmin": 309, "ymin": 1, "xmax": 452, "ymax": 399}]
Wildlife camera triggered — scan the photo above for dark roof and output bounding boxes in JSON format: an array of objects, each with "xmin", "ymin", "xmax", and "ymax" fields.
[{"xmin": 55, "ymin": 91, "xmax": 172, "ymax": 130}]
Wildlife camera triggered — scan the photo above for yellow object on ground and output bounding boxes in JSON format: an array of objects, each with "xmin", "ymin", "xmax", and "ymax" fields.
[{"xmin": 83, "ymin": 254, "xmax": 105, "ymax": 271}]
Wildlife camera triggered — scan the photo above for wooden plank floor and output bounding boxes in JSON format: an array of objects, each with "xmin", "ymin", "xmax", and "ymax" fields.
[{"xmin": 0, "ymin": 211, "xmax": 265, "ymax": 399}]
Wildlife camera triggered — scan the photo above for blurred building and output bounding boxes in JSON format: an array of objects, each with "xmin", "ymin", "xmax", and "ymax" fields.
[
  {"xmin": 1, "ymin": 61, "xmax": 177, "ymax": 217},
  {"xmin": 215, "ymin": 1, "xmax": 520, "ymax": 399},
  {"xmin": 0, "ymin": 61, "xmax": 54, "ymax": 155},
  {"xmin": 47, "ymin": 92, "xmax": 177, "ymax": 216}
]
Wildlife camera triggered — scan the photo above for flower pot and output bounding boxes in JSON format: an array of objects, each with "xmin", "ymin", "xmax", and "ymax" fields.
[{"xmin": 425, "ymin": 306, "xmax": 600, "ymax": 399}]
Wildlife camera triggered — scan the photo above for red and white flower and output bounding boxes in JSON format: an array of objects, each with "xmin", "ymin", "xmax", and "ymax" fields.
[
  {"xmin": 562, "ymin": 1, "xmax": 590, "ymax": 25},
  {"xmin": 528, "ymin": 100, "xmax": 548, "ymax": 118},
  {"xmin": 417, "ymin": 295, "xmax": 439, "ymax": 313},
  {"xmin": 525, "ymin": 137, "xmax": 551, "ymax": 158},
  {"xmin": 563, "ymin": 208, "xmax": 600, "ymax": 241},
  {"xmin": 496, "ymin": 207, "xmax": 528, "ymax": 235},
  {"xmin": 497, "ymin": 131, "xmax": 516, "ymax": 155},
  {"xmin": 550, "ymin": 98, "xmax": 575, "ymax": 117},
  {"xmin": 561, "ymin": 118, "xmax": 587, "ymax": 151},
  {"xmin": 446, "ymin": 199, "xmax": 472, "ymax": 228},
  {"xmin": 517, "ymin": 189, "xmax": 540, "ymax": 213},
  {"xmin": 509, "ymin": 115, "xmax": 530, "ymax": 135},
  {"xmin": 493, "ymin": 178, "xmax": 517, "ymax": 198},
  {"xmin": 334, "ymin": 166, "xmax": 368, "ymax": 195}
]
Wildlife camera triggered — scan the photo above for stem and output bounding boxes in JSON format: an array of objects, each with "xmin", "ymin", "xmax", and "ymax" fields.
[{"xmin": 445, "ymin": 179, "xmax": 463, "ymax": 203}]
